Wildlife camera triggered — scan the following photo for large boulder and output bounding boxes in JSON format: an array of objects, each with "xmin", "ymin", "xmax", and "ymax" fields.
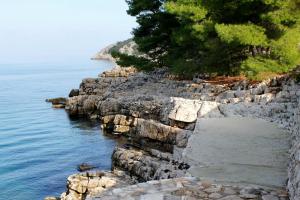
[
  {"xmin": 100, "ymin": 66, "xmax": 137, "ymax": 78},
  {"xmin": 198, "ymin": 101, "xmax": 223, "ymax": 118},
  {"xmin": 60, "ymin": 171, "xmax": 132, "ymax": 200},
  {"xmin": 168, "ymin": 97, "xmax": 202, "ymax": 123},
  {"xmin": 135, "ymin": 119, "xmax": 190, "ymax": 145}
]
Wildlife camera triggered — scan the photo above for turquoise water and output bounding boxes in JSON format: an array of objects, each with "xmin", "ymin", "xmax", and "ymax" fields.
[{"xmin": 0, "ymin": 61, "xmax": 116, "ymax": 199}]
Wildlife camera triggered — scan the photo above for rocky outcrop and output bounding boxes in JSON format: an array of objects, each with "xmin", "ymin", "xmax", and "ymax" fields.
[
  {"xmin": 112, "ymin": 147, "xmax": 189, "ymax": 181},
  {"xmin": 46, "ymin": 97, "xmax": 67, "ymax": 108},
  {"xmin": 100, "ymin": 66, "xmax": 137, "ymax": 78},
  {"xmin": 60, "ymin": 171, "xmax": 134, "ymax": 200},
  {"xmin": 52, "ymin": 66, "xmax": 300, "ymax": 200}
]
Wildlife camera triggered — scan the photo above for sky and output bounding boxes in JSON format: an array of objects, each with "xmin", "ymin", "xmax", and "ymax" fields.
[{"xmin": 0, "ymin": 0, "xmax": 136, "ymax": 64}]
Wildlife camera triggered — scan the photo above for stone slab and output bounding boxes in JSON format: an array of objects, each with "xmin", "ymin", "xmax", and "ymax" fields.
[{"xmin": 183, "ymin": 117, "xmax": 290, "ymax": 188}]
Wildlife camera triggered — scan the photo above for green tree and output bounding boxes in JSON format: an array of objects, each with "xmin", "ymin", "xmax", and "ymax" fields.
[
  {"xmin": 121, "ymin": 0, "xmax": 179, "ymax": 68},
  {"xmin": 115, "ymin": 0, "xmax": 300, "ymax": 79}
]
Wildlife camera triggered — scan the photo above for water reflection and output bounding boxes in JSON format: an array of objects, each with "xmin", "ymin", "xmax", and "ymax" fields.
[{"xmin": 68, "ymin": 116, "xmax": 101, "ymax": 132}]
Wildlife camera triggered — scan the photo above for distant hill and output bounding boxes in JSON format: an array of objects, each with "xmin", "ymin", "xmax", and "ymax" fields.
[{"xmin": 91, "ymin": 39, "xmax": 139, "ymax": 62}]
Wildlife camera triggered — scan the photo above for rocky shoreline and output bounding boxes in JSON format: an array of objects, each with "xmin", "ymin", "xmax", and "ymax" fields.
[{"xmin": 46, "ymin": 66, "xmax": 300, "ymax": 200}]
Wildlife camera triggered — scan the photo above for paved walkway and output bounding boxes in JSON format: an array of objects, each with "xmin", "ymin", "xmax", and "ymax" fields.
[{"xmin": 183, "ymin": 117, "xmax": 290, "ymax": 188}]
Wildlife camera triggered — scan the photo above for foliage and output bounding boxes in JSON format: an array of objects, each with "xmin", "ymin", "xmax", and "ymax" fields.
[
  {"xmin": 215, "ymin": 24, "xmax": 268, "ymax": 46},
  {"xmin": 114, "ymin": 0, "xmax": 300, "ymax": 79},
  {"xmin": 111, "ymin": 51, "xmax": 157, "ymax": 71}
]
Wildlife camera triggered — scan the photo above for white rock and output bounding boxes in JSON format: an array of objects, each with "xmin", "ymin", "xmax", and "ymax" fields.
[
  {"xmin": 198, "ymin": 101, "xmax": 223, "ymax": 118},
  {"xmin": 168, "ymin": 97, "xmax": 202, "ymax": 123}
]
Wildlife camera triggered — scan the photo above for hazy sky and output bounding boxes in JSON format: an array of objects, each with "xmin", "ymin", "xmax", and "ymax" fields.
[{"xmin": 0, "ymin": 0, "xmax": 136, "ymax": 64}]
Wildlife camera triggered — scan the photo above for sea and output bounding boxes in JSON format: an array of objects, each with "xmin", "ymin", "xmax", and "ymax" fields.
[{"xmin": 0, "ymin": 60, "xmax": 117, "ymax": 200}]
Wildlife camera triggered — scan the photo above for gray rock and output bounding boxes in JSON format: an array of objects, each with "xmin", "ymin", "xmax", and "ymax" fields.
[{"xmin": 262, "ymin": 195, "xmax": 279, "ymax": 200}]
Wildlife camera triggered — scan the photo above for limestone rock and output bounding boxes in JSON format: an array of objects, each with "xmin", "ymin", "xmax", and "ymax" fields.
[
  {"xmin": 112, "ymin": 147, "xmax": 190, "ymax": 181},
  {"xmin": 102, "ymin": 115, "xmax": 115, "ymax": 124},
  {"xmin": 136, "ymin": 119, "xmax": 189, "ymax": 144},
  {"xmin": 113, "ymin": 125, "xmax": 130, "ymax": 133},
  {"xmin": 61, "ymin": 171, "xmax": 133, "ymax": 200},
  {"xmin": 100, "ymin": 66, "xmax": 137, "ymax": 78},
  {"xmin": 113, "ymin": 115, "xmax": 135, "ymax": 126},
  {"xmin": 198, "ymin": 101, "xmax": 223, "ymax": 118},
  {"xmin": 168, "ymin": 97, "xmax": 202, "ymax": 123}
]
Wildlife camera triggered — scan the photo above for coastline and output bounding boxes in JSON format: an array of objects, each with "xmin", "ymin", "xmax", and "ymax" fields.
[{"xmin": 46, "ymin": 63, "xmax": 300, "ymax": 200}]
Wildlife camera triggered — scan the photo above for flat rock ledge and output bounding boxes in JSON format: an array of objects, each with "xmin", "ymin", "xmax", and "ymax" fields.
[
  {"xmin": 48, "ymin": 66, "xmax": 300, "ymax": 200},
  {"xmin": 88, "ymin": 177, "xmax": 288, "ymax": 200}
]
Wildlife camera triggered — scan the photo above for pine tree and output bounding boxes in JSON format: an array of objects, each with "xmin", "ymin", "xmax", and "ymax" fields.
[{"xmin": 115, "ymin": 0, "xmax": 300, "ymax": 79}]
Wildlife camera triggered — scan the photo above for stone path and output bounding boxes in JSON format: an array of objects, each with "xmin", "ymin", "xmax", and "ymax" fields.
[
  {"xmin": 89, "ymin": 177, "xmax": 288, "ymax": 200},
  {"xmin": 183, "ymin": 117, "xmax": 290, "ymax": 188}
]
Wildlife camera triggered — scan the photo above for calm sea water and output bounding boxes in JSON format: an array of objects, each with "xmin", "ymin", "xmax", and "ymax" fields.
[{"xmin": 0, "ymin": 60, "xmax": 117, "ymax": 200}]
